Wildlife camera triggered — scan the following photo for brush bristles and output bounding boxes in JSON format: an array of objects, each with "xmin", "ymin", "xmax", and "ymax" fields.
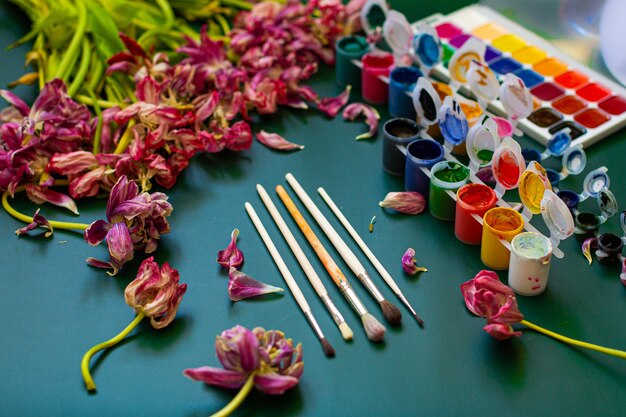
[
  {"xmin": 338, "ymin": 322, "xmax": 353, "ymax": 341},
  {"xmin": 362, "ymin": 313, "xmax": 385, "ymax": 342},
  {"xmin": 413, "ymin": 313, "xmax": 425, "ymax": 328},
  {"xmin": 380, "ymin": 300, "xmax": 402, "ymax": 326},
  {"xmin": 321, "ymin": 338, "xmax": 335, "ymax": 357}
]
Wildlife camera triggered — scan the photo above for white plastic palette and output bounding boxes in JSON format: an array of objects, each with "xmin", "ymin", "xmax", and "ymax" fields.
[{"xmin": 418, "ymin": 4, "xmax": 626, "ymax": 148}]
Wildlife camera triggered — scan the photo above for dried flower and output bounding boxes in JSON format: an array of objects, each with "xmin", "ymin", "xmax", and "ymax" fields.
[
  {"xmin": 401, "ymin": 248, "xmax": 427, "ymax": 275},
  {"xmin": 318, "ymin": 86, "xmax": 351, "ymax": 117},
  {"xmin": 228, "ymin": 267, "xmax": 284, "ymax": 301},
  {"xmin": 379, "ymin": 192, "xmax": 426, "ymax": 215},
  {"xmin": 256, "ymin": 131, "xmax": 304, "ymax": 151},
  {"xmin": 84, "ymin": 175, "xmax": 172, "ymax": 275},
  {"xmin": 24, "ymin": 184, "xmax": 79, "ymax": 215},
  {"xmin": 582, "ymin": 237, "xmax": 598, "ymax": 265},
  {"xmin": 342, "ymin": 102, "xmax": 380, "ymax": 140},
  {"xmin": 184, "ymin": 325, "xmax": 303, "ymax": 414},
  {"xmin": 217, "ymin": 228, "xmax": 245, "ymax": 268},
  {"xmin": 460, "ymin": 270, "xmax": 523, "ymax": 340},
  {"xmin": 15, "ymin": 209, "xmax": 53, "ymax": 238}
]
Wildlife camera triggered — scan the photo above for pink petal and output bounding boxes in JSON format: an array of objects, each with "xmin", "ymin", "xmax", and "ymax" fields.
[
  {"xmin": 15, "ymin": 209, "xmax": 53, "ymax": 238},
  {"xmin": 342, "ymin": 102, "xmax": 380, "ymax": 140},
  {"xmin": 183, "ymin": 367, "xmax": 249, "ymax": 389},
  {"xmin": 48, "ymin": 151, "xmax": 98, "ymax": 175},
  {"xmin": 227, "ymin": 268, "xmax": 284, "ymax": 301},
  {"xmin": 0, "ymin": 89, "xmax": 30, "ymax": 116},
  {"xmin": 254, "ymin": 372, "xmax": 300, "ymax": 395},
  {"xmin": 379, "ymin": 192, "xmax": 426, "ymax": 215},
  {"xmin": 483, "ymin": 323, "xmax": 522, "ymax": 340},
  {"xmin": 621, "ymin": 258, "xmax": 626, "ymax": 286},
  {"xmin": 401, "ymin": 248, "xmax": 427, "ymax": 275},
  {"xmin": 317, "ymin": 86, "xmax": 351, "ymax": 118},
  {"xmin": 106, "ymin": 222, "xmax": 134, "ymax": 267},
  {"xmin": 256, "ymin": 130, "xmax": 304, "ymax": 151},
  {"xmin": 25, "ymin": 185, "xmax": 79, "ymax": 215},
  {"xmin": 84, "ymin": 219, "xmax": 111, "ymax": 246},
  {"xmin": 217, "ymin": 229, "xmax": 244, "ymax": 269},
  {"xmin": 582, "ymin": 237, "xmax": 597, "ymax": 265},
  {"xmin": 86, "ymin": 257, "xmax": 115, "ymax": 271}
]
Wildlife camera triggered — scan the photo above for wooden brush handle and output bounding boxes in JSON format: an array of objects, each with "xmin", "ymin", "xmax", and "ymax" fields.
[{"xmin": 276, "ymin": 185, "xmax": 348, "ymax": 288}]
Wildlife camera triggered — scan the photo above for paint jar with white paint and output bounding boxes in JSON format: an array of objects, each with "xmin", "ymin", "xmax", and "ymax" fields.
[{"xmin": 508, "ymin": 232, "xmax": 553, "ymax": 296}]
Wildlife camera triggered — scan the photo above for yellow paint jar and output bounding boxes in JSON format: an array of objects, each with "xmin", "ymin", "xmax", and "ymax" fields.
[{"xmin": 481, "ymin": 207, "xmax": 524, "ymax": 270}]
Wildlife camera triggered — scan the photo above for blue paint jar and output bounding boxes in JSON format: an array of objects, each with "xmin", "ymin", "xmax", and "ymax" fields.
[
  {"xmin": 404, "ymin": 139, "xmax": 445, "ymax": 199},
  {"xmin": 388, "ymin": 66, "xmax": 422, "ymax": 119}
]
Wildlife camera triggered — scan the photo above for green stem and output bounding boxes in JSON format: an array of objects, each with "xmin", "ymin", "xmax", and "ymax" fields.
[
  {"xmin": 81, "ymin": 312, "xmax": 146, "ymax": 391},
  {"xmin": 114, "ymin": 120, "xmax": 136, "ymax": 155},
  {"xmin": 214, "ymin": 14, "xmax": 230, "ymax": 36},
  {"xmin": 87, "ymin": 57, "xmax": 105, "ymax": 94},
  {"xmin": 75, "ymin": 95, "xmax": 119, "ymax": 109},
  {"xmin": 89, "ymin": 89, "xmax": 104, "ymax": 154},
  {"xmin": 67, "ymin": 38, "xmax": 92, "ymax": 97},
  {"xmin": 211, "ymin": 372, "xmax": 256, "ymax": 417},
  {"xmin": 521, "ymin": 320, "xmax": 626, "ymax": 360},
  {"xmin": 220, "ymin": 0, "xmax": 253, "ymax": 11},
  {"xmin": 155, "ymin": 0, "xmax": 175, "ymax": 30},
  {"xmin": 2, "ymin": 184, "xmax": 89, "ymax": 231},
  {"xmin": 55, "ymin": 0, "xmax": 87, "ymax": 81}
]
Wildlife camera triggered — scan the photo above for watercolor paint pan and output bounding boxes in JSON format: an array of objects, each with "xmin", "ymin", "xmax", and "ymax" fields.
[{"xmin": 416, "ymin": 4, "xmax": 626, "ymax": 149}]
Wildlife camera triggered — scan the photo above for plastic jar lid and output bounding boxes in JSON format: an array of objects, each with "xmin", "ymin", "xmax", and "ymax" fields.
[
  {"xmin": 361, "ymin": 0, "xmax": 389, "ymax": 34},
  {"xmin": 438, "ymin": 96, "xmax": 469, "ymax": 146},
  {"xmin": 448, "ymin": 38, "xmax": 486, "ymax": 84},
  {"xmin": 492, "ymin": 137, "xmax": 526, "ymax": 190},
  {"xmin": 466, "ymin": 118, "xmax": 499, "ymax": 167},
  {"xmin": 541, "ymin": 189, "xmax": 575, "ymax": 240},
  {"xmin": 412, "ymin": 22, "xmax": 442, "ymax": 69},
  {"xmin": 412, "ymin": 77, "xmax": 442, "ymax": 125},
  {"xmin": 597, "ymin": 187, "xmax": 618, "ymax": 218},
  {"xmin": 383, "ymin": 10, "xmax": 413, "ymax": 56},
  {"xmin": 582, "ymin": 166, "xmax": 610, "ymax": 198},
  {"xmin": 518, "ymin": 161, "xmax": 552, "ymax": 214},
  {"xmin": 500, "ymin": 73, "xmax": 533, "ymax": 120},
  {"xmin": 467, "ymin": 60, "xmax": 499, "ymax": 104},
  {"xmin": 562, "ymin": 144, "xmax": 586, "ymax": 175}
]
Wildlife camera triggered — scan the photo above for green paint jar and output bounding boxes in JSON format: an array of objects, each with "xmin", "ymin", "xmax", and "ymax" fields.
[{"xmin": 429, "ymin": 161, "xmax": 470, "ymax": 221}]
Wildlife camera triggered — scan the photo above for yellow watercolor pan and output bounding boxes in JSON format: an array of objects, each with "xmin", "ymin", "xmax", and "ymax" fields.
[
  {"xmin": 513, "ymin": 46, "xmax": 547, "ymax": 65},
  {"xmin": 491, "ymin": 34, "xmax": 526, "ymax": 53},
  {"xmin": 472, "ymin": 23, "xmax": 507, "ymax": 41}
]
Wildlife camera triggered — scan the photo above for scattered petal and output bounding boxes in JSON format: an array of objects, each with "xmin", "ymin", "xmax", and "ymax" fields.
[
  {"xmin": 256, "ymin": 131, "xmax": 304, "ymax": 151},
  {"xmin": 15, "ymin": 209, "xmax": 53, "ymax": 238},
  {"xmin": 317, "ymin": 86, "xmax": 351, "ymax": 118},
  {"xmin": 401, "ymin": 248, "xmax": 428, "ymax": 275},
  {"xmin": 228, "ymin": 267, "xmax": 284, "ymax": 301},
  {"xmin": 217, "ymin": 228, "xmax": 244, "ymax": 269},
  {"xmin": 621, "ymin": 258, "xmax": 626, "ymax": 286},
  {"xmin": 379, "ymin": 192, "xmax": 426, "ymax": 215},
  {"xmin": 342, "ymin": 102, "xmax": 380, "ymax": 140},
  {"xmin": 582, "ymin": 237, "xmax": 597, "ymax": 265}
]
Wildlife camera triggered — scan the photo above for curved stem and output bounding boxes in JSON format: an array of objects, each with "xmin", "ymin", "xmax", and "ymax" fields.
[
  {"xmin": 214, "ymin": 14, "xmax": 231, "ymax": 36},
  {"xmin": 221, "ymin": 0, "xmax": 254, "ymax": 11},
  {"xmin": 89, "ymin": 88, "xmax": 104, "ymax": 154},
  {"xmin": 211, "ymin": 372, "xmax": 256, "ymax": 417},
  {"xmin": 55, "ymin": 0, "xmax": 87, "ymax": 81},
  {"xmin": 114, "ymin": 120, "xmax": 136, "ymax": 155},
  {"xmin": 75, "ymin": 95, "xmax": 118, "ymax": 109},
  {"xmin": 81, "ymin": 312, "xmax": 146, "ymax": 391},
  {"xmin": 68, "ymin": 38, "xmax": 92, "ymax": 97},
  {"xmin": 2, "ymin": 187, "xmax": 89, "ymax": 231},
  {"xmin": 521, "ymin": 320, "xmax": 626, "ymax": 360}
]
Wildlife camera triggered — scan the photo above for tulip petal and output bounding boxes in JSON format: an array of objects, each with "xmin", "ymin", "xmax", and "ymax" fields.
[
  {"xmin": 217, "ymin": 229, "xmax": 244, "ymax": 269},
  {"xmin": 106, "ymin": 222, "xmax": 134, "ymax": 267},
  {"xmin": 15, "ymin": 209, "xmax": 53, "ymax": 238},
  {"xmin": 254, "ymin": 372, "xmax": 300, "ymax": 395},
  {"xmin": 483, "ymin": 323, "xmax": 522, "ymax": 340},
  {"xmin": 256, "ymin": 130, "xmax": 304, "ymax": 151},
  {"xmin": 342, "ymin": 102, "xmax": 381, "ymax": 140},
  {"xmin": 228, "ymin": 268, "xmax": 284, "ymax": 301},
  {"xmin": 84, "ymin": 219, "xmax": 111, "ymax": 246},
  {"xmin": 0, "ymin": 88, "xmax": 30, "ymax": 116},
  {"xmin": 25, "ymin": 185, "xmax": 79, "ymax": 215},
  {"xmin": 582, "ymin": 237, "xmax": 597, "ymax": 265},
  {"xmin": 317, "ymin": 86, "xmax": 351, "ymax": 118},
  {"xmin": 401, "ymin": 248, "xmax": 427, "ymax": 275},
  {"xmin": 379, "ymin": 192, "xmax": 426, "ymax": 215},
  {"xmin": 183, "ymin": 367, "xmax": 249, "ymax": 389}
]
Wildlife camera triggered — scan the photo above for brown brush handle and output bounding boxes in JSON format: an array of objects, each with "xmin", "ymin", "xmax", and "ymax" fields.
[{"xmin": 276, "ymin": 185, "xmax": 349, "ymax": 288}]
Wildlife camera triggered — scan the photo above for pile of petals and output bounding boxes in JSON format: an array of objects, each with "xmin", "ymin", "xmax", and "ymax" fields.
[
  {"xmin": 184, "ymin": 324, "xmax": 303, "ymax": 395},
  {"xmin": 217, "ymin": 228, "xmax": 284, "ymax": 301}
]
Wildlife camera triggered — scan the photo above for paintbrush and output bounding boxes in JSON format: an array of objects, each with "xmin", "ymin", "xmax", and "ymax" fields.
[
  {"xmin": 285, "ymin": 173, "xmax": 403, "ymax": 326},
  {"xmin": 245, "ymin": 202, "xmax": 335, "ymax": 357},
  {"xmin": 317, "ymin": 187, "xmax": 425, "ymax": 328},
  {"xmin": 256, "ymin": 184, "xmax": 354, "ymax": 341},
  {"xmin": 276, "ymin": 185, "xmax": 385, "ymax": 342}
]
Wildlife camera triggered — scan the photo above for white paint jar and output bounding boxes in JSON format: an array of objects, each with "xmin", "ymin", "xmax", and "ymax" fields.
[{"xmin": 508, "ymin": 232, "xmax": 553, "ymax": 296}]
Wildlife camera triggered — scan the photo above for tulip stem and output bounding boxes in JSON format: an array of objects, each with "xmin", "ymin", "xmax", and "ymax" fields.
[
  {"xmin": 521, "ymin": 320, "xmax": 626, "ymax": 360},
  {"xmin": 2, "ymin": 185, "xmax": 89, "ymax": 231},
  {"xmin": 114, "ymin": 120, "xmax": 136, "ymax": 155},
  {"xmin": 211, "ymin": 372, "xmax": 256, "ymax": 417},
  {"xmin": 81, "ymin": 311, "xmax": 146, "ymax": 391}
]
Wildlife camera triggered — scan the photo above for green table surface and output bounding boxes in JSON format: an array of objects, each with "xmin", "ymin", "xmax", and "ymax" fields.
[{"xmin": 1, "ymin": 1, "xmax": 625, "ymax": 416}]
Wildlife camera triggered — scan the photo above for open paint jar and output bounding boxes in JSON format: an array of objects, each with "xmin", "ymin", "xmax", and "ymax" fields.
[
  {"xmin": 455, "ymin": 183, "xmax": 497, "ymax": 245},
  {"xmin": 492, "ymin": 137, "xmax": 526, "ymax": 195},
  {"xmin": 383, "ymin": 10, "xmax": 413, "ymax": 61},
  {"xmin": 508, "ymin": 232, "xmax": 553, "ymax": 296},
  {"xmin": 382, "ymin": 118, "xmax": 421, "ymax": 175},
  {"xmin": 361, "ymin": 52, "xmax": 394, "ymax": 104},
  {"xmin": 580, "ymin": 166, "xmax": 610, "ymax": 201},
  {"xmin": 429, "ymin": 161, "xmax": 470, "ymax": 221},
  {"xmin": 573, "ymin": 187, "xmax": 618, "ymax": 241},
  {"xmin": 481, "ymin": 207, "xmax": 525, "ymax": 270},
  {"xmin": 404, "ymin": 139, "xmax": 445, "ymax": 198},
  {"xmin": 389, "ymin": 66, "xmax": 422, "ymax": 119},
  {"xmin": 518, "ymin": 161, "xmax": 552, "ymax": 217},
  {"xmin": 335, "ymin": 35, "xmax": 369, "ymax": 88},
  {"xmin": 466, "ymin": 117, "xmax": 500, "ymax": 170},
  {"xmin": 595, "ymin": 233, "xmax": 624, "ymax": 265},
  {"xmin": 412, "ymin": 77, "xmax": 442, "ymax": 134}
]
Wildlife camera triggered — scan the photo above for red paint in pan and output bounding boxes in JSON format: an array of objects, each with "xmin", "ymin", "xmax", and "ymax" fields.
[
  {"xmin": 576, "ymin": 83, "xmax": 611, "ymax": 102},
  {"xmin": 435, "ymin": 22, "xmax": 463, "ymax": 39},
  {"xmin": 554, "ymin": 70, "xmax": 589, "ymax": 89},
  {"xmin": 553, "ymin": 95, "xmax": 586, "ymax": 115},
  {"xmin": 574, "ymin": 108, "xmax": 610, "ymax": 129},
  {"xmin": 599, "ymin": 96, "xmax": 626, "ymax": 115},
  {"xmin": 531, "ymin": 82, "xmax": 564, "ymax": 101}
]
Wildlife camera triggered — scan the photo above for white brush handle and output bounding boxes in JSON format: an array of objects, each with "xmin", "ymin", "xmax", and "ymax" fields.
[
  {"xmin": 285, "ymin": 173, "xmax": 365, "ymax": 277},
  {"xmin": 244, "ymin": 202, "xmax": 311, "ymax": 313},
  {"xmin": 317, "ymin": 187, "xmax": 402, "ymax": 295},
  {"xmin": 256, "ymin": 185, "xmax": 328, "ymax": 297}
]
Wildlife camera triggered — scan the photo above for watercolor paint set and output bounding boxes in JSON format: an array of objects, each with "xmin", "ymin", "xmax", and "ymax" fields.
[{"xmin": 422, "ymin": 4, "xmax": 626, "ymax": 148}]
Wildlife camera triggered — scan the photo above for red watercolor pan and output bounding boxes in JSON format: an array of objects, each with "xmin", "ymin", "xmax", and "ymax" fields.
[
  {"xmin": 599, "ymin": 96, "xmax": 626, "ymax": 115},
  {"xmin": 574, "ymin": 108, "xmax": 611, "ymax": 129},
  {"xmin": 553, "ymin": 95, "xmax": 586, "ymax": 115},
  {"xmin": 435, "ymin": 22, "xmax": 463, "ymax": 39},
  {"xmin": 554, "ymin": 70, "xmax": 589, "ymax": 89},
  {"xmin": 576, "ymin": 83, "xmax": 611, "ymax": 102},
  {"xmin": 531, "ymin": 82, "xmax": 565, "ymax": 102}
]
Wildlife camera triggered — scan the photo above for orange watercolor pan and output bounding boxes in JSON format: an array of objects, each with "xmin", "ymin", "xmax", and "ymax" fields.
[
  {"xmin": 533, "ymin": 58, "xmax": 568, "ymax": 77},
  {"xmin": 472, "ymin": 23, "xmax": 508, "ymax": 41}
]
